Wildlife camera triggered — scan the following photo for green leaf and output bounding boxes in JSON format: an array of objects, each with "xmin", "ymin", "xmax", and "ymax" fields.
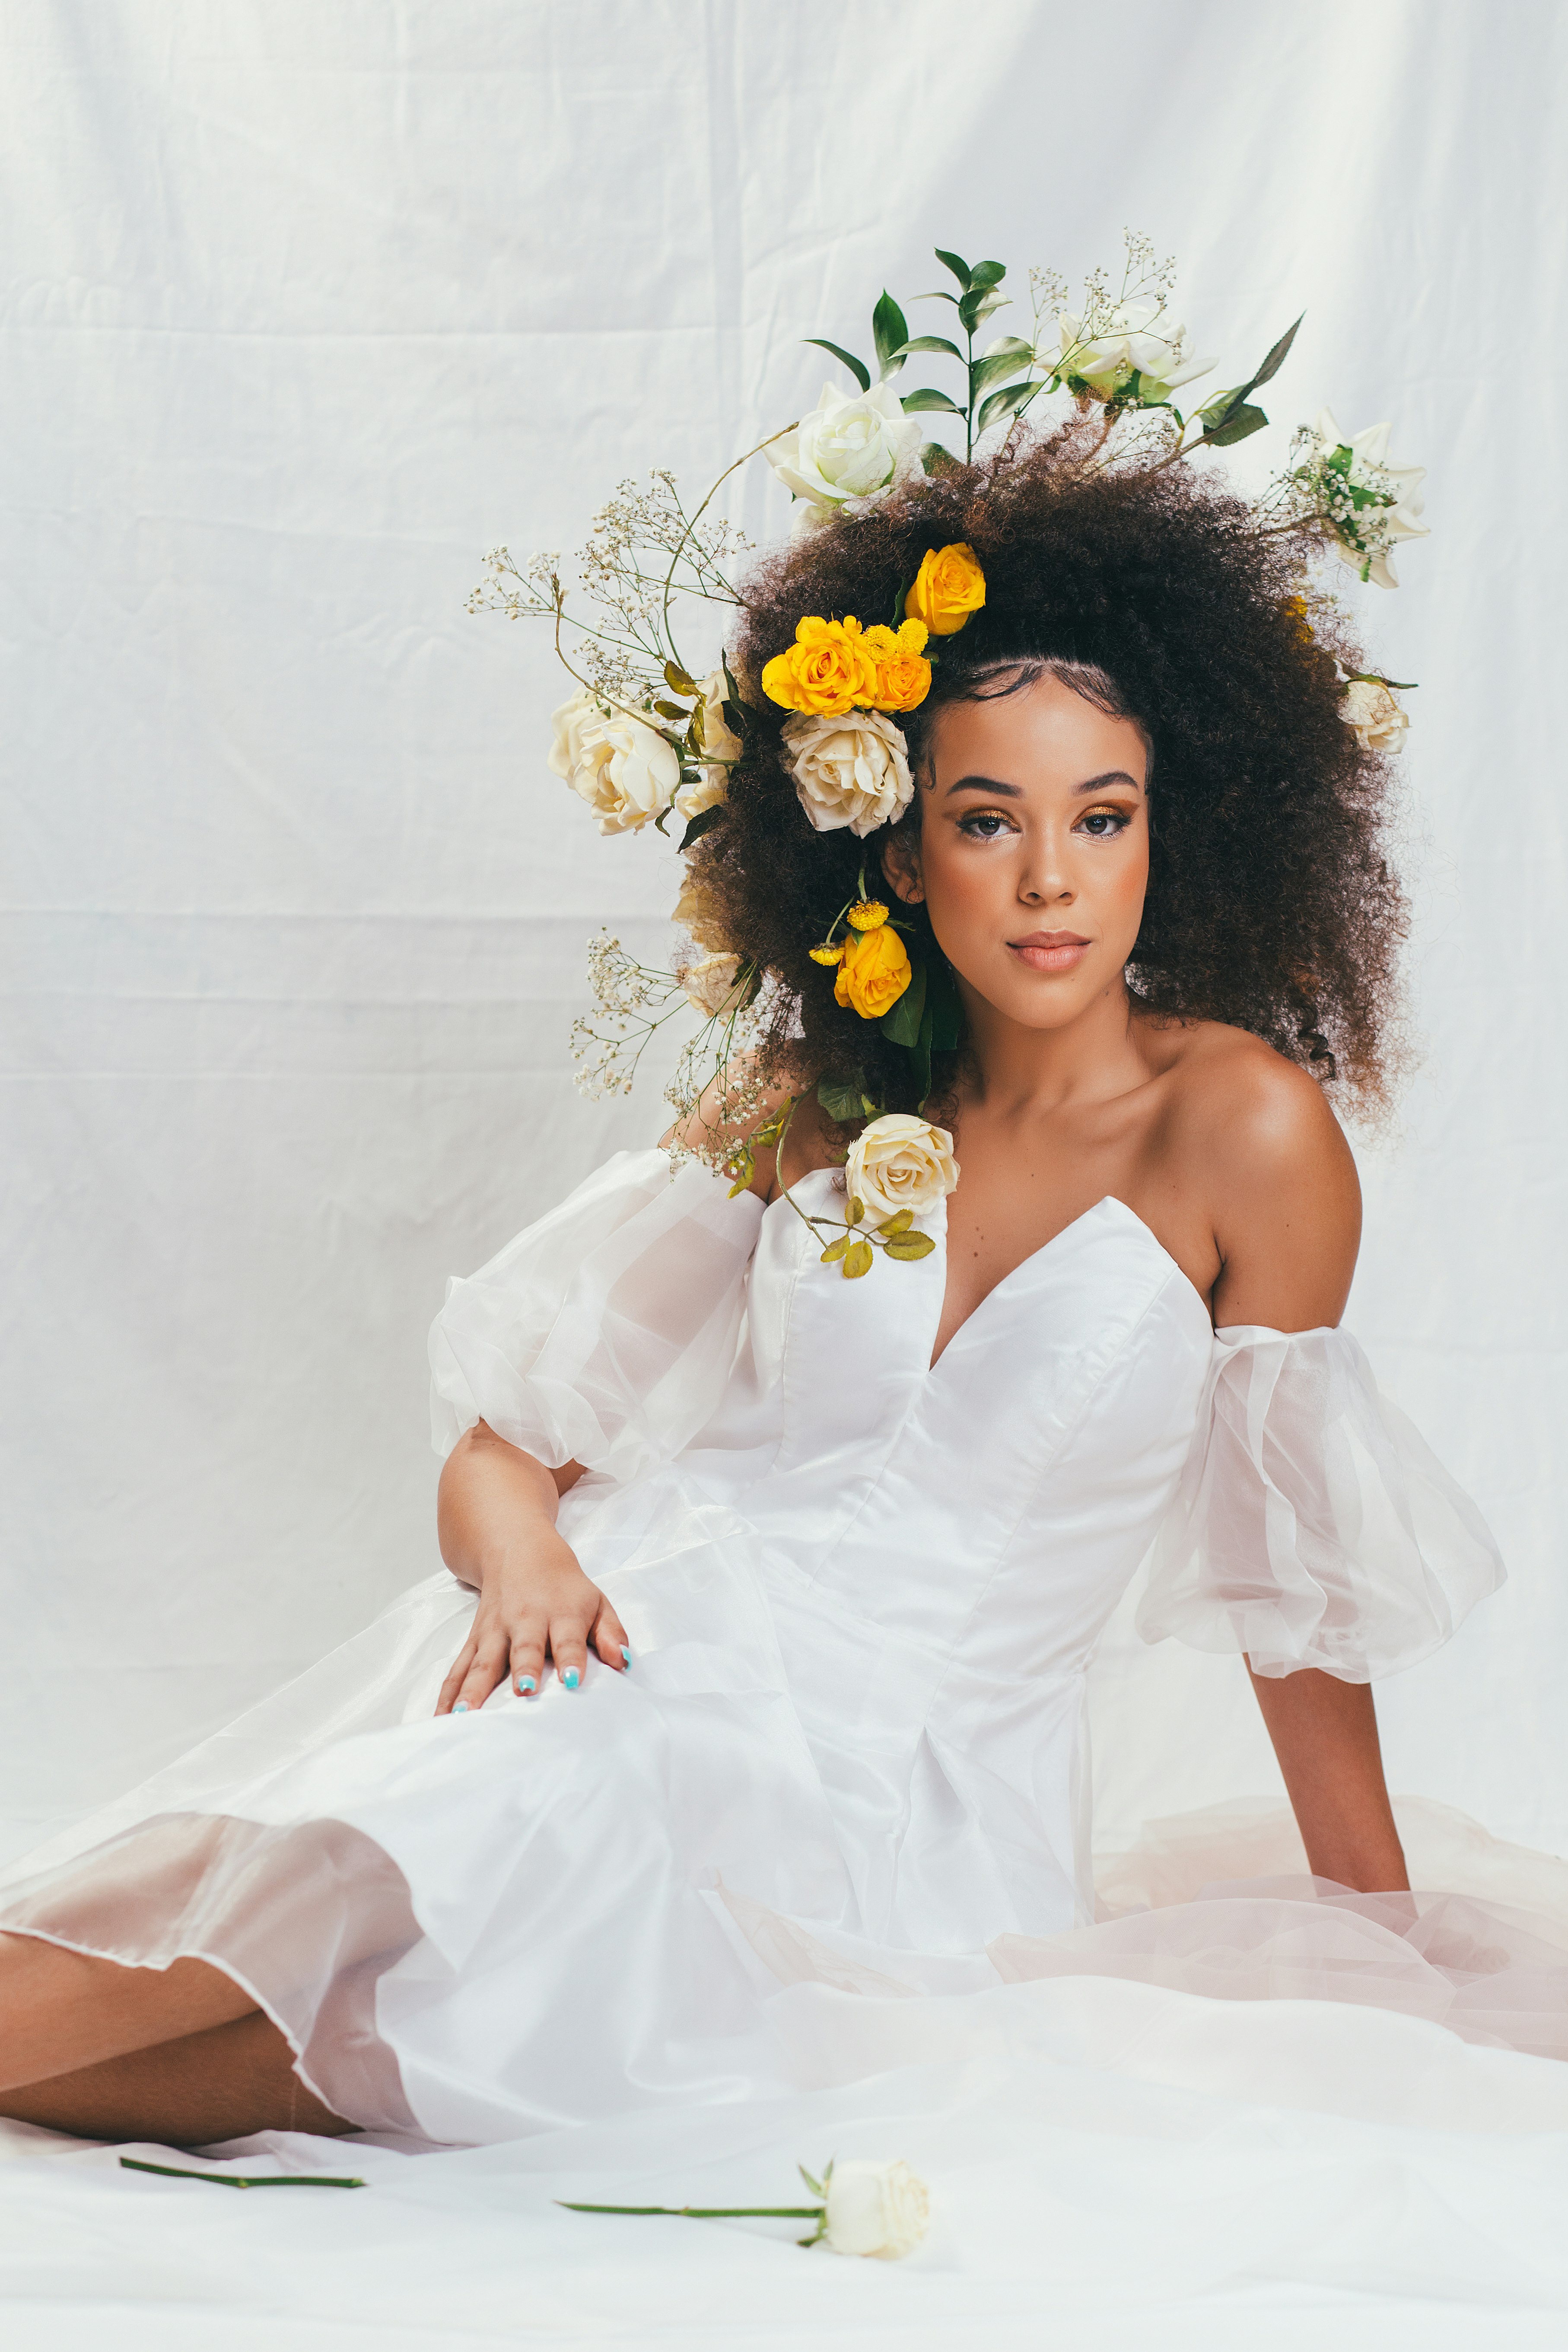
[
  {"xmin": 677, "ymin": 804, "xmax": 726, "ymax": 852},
  {"xmin": 967, "ymin": 259, "xmax": 1007, "ymax": 290},
  {"xmin": 652, "ymin": 698, "xmax": 687, "ymax": 721},
  {"xmin": 872, "ymin": 290, "xmax": 910, "ymax": 379},
  {"xmin": 1204, "ymin": 401, "xmax": 1269, "ymax": 447},
  {"xmin": 933, "ymin": 247, "xmax": 973, "ymax": 291},
  {"xmin": 976, "ymin": 380, "xmax": 1037, "ymax": 436},
  {"xmin": 820, "ymin": 1235, "xmax": 851, "ymax": 1263},
  {"xmin": 925, "ymin": 955, "xmax": 964, "ymax": 1052},
  {"xmin": 844, "ymin": 1196, "xmax": 864, "ymax": 1225},
  {"xmin": 802, "ymin": 338, "xmax": 870, "ymax": 393},
  {"xmin": 1247, "ymin": 312, "xmax": 1304, "ymax": 394},
  {"xmin": 877, "ymin": 1209, "xmax": 914, "ymax": 1237},
  {"xmin": 892, "ymin": 334, "xmax": 965, "ymax": 363},
  {"xmin": 817, "ymin": 1073, "xmax": 868, "ymax": 1123},
  {"xmin": 920, "ymin": 440, "xmax": 963, "ymax": 475},
  {"xmin": 957, "ymin": 285, "xmax": 1008, "ymax": 334},
  {"xmin": 841, "ymin": 1238, "xmax": 875, "ymax": 1279},
  {"xmin": 969, "ymin": 347, "xmax": 1032, "ymax": 398},
  {"xmin": 883, "ymin": 1232, "xmax": 936, "ymax": 1260},
  {"xmin": 900, "ymin": 387, "xmax": 965, "ymax": 416},
  {"xmin": 879, "ymin": 958, "xmax": 928, "ymax": 1047},
  {"xmin": 726, "ymin": 1148, "xmax": 755, "ymax": 1198},
  {"xmin": 1196, "ymin": 382, "xmax": 1246, "ymax": 426},
  {"xmin": 663, "ymin": 660, "xmax": 697, "ymax": 697}
]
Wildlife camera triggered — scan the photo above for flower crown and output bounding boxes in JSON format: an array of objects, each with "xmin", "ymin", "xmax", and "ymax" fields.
[{"xmin": 472, "ymin": 233, "xmax": 1428, "ymax": 1275}]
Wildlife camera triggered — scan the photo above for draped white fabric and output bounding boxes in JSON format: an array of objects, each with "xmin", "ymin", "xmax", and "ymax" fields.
[
  {"xmin": 5, "ymin": 6, "xmax": 1568, "ymax": 2333},
  {"xmin": 4, "ymin": 0, "xmax": 1564, "ymax": 1866}
]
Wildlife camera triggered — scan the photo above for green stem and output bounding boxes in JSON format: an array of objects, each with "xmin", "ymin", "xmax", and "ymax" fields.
[
  {"xmin": 658, "ymin": 421, "xmax": 800, "ymax": 678},
  {"xmin": 119, "ymin": 2158, "xmax": 365, "ymax": 2189},
  {"xmin": 559, "ymin": 2201, "xmax": 824, "ymax": 2220}
]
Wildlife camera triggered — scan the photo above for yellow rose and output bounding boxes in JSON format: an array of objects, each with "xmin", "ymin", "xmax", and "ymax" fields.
[
  {"xmin": 862, "ymin": 618, "xmax": 932, "ymax": 713},
  {"xmin": 762, "ymin": 615, "xmax": 880, "ymax": 716},
  {"xmin": 834, "ymin": 921, "xmax": 912, "ymax": 1018},
  {"xmin": 906, "ymin": 542, "xmax": 986, "ymax": 637}
]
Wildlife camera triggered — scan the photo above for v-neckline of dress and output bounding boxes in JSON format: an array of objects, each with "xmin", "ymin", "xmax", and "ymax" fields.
[{"xmin": 770, "ymin": 1173, "xmax": 1213, "ymax": 1374}]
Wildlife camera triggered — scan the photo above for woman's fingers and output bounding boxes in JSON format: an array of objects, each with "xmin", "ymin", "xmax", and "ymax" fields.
[
  {"xmin": 591, "ymin": 1597, "xmax": 632, "ymax": 1672},
  {"xmin": 548, "ymin": 1608, "xmax": 591, "ymax": 1690},
  {"xmin": 436, "ymin": 1635, "xmax": 479, "ymax": 1715},
  {"xmin": 508, "ymin": 1612, "xmax": 549, "ymax": 1698},
  {"xmin": 455, "ymin": 1628, "xmax": 512, "ymax": 1714}
]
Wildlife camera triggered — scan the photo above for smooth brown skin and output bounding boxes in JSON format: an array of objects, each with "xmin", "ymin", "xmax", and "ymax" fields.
[{"xmin": 0, "ymin": 673, "xmax": 1404, "ymax": 2145}]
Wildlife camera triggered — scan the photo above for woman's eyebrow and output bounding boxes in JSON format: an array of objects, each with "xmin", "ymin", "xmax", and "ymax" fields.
[{"xmin": 943, "ymin": 768, "xmax": 1144, "ymax": 798}]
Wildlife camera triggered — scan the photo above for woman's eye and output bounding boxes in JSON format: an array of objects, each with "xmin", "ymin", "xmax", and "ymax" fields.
[
  {"xmin": 956, "ymin": 811, "xmax": 1015, "ymax": 840},
  {"xmin": 1075, "ymin": 806, "xmax": 1131, "ymax": 838}
]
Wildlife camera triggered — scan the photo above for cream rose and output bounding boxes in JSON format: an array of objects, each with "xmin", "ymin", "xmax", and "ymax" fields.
[
  {"xmin": 548, "ymin": 690, "xmax": 681, "ymax": 834},
  {"xmin": 679, "ymin": 951, "xmax": 747, "ymax": 1018},
  {"xmin": 1341, "ymin": 678, "xmax": 1409, "ymax": 754},
  {"xmin": 1055, "ymin": 302, "xmax": 1214, "ymax": 403},
  {"xmin": 783, "ymin": 710, "xmax": 913, "ymax": 839},
  {"xmin": 823, "ymin": 2160, "xmax": 931, "ymax": 2260},
  {"xmin": 845, "ymin": 1115, "xmax": 958, "ymax": 1224},
  {"xmin": 672, "ymin": 868, "xmax": 730, "ymax": 951},
  {"xmin": 765, "ymin": 381, "xmax": 922, "ymax": 519}
]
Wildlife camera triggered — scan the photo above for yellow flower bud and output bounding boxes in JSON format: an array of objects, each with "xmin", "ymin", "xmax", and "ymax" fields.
[
  {"xmin": 861, "ymin": 618, "xmax": 932, "ymax": 712},
  {"xmin": 761, "ymin": 615, "xmax": 880, "ymax": 716},
  {"xmin": 906, "ymin": 543, "xmax": 986, "ymax": 637},
  {"xmin": 846, "ymin": 900, "xmax": 889, "ymax": 931},
  {"xmin": 809, "ymin": 942, "xmax": 846, "ymax": 965},
  {"xmin": 834, "ymin": 922, "xmax": 912, "ymax": 1019}
]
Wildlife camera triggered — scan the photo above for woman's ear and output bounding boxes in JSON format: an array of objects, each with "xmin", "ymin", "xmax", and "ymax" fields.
[{"xmin": 881, "ymin": 818, "xmax": 925, "ymax": 907}]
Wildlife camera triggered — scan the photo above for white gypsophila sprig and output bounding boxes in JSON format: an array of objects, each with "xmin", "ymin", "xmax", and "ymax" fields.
[{"xmin": 570, "ymin": 929, "xmax": 766, "ymax": 1174}]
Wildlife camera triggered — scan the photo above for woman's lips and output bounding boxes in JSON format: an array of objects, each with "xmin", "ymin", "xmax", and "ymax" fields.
[{"xmin": 1007, "ymin": 931, "xmax": 1092, "ymax": 974}]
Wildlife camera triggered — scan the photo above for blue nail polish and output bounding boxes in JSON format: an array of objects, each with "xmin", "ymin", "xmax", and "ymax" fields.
[
  {"xmin": 620, "ymin": 1647, "xmax": 632, "ymax": 1668},
  {"xmin": 562, "ymin": 1667, "xmax": 581, "ymax": 1690},
  {"xmin": 453, "ymin": 1701, "xmax": 469, "ymax": 1714},
  {"xmin": 516, "ymin": 1674, "xmax": 537, "ymax": 1695}
]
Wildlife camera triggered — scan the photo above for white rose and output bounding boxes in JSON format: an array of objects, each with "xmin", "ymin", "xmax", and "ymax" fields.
[
  {"xmin": 783, "ymin": 711, "xmax": 913, "ymax": 839},
  {"xmin": 1300, "ymin": 410, "xmax": 1428, "ymax": 590},
  {"xmin": 548, "ymin": 690, "xmax": 681, "ymax": 834},
  {"xmin": 672, "ymin": 868, "xmax": 730, "ymax": 951},
  {"xmin": 679, "ymin": 951, "xmax": 748, "ymax": 1018},
  {"xmin": 1340, "ymin": 678, "xmax": 1409, "ymax": 754},
  {"xmin": 1055, "ymin": 302, "xmax": 1213, "ymax": 403},
  {"xmin": 765, "ymin": 381, "xmax": 922, "ymax": 518},
  {"xmin": 823, "ymin": 2160, "xmax": 931, "ymax": 2260},
  {"xmin": 845, "ymin": 1115, "xmax": 959, "ymax": 1224}
]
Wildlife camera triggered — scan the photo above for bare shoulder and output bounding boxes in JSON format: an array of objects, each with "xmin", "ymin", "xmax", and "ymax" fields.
[
  {"xmin": 1149, "ymin": 1019, "xmax": 1361, "ymax": 1330},
  {"xmin": 661, "ymin": 1060, "xmax": 839, "ymax": 1202}
]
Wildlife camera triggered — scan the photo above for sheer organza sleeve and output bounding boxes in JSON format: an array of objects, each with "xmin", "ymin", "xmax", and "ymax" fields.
[
  {"xmin": 428, "ymin": 1148, "xmax": 763, "ymax": 1480},
  {"xmin": 1137, "ymin": 1325, "xmax": 1505, "ymax": 1680}
]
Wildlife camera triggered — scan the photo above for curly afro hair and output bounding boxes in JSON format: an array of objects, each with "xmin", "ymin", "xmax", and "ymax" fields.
[{"xmin": 690, "ymin": 414, "xmax": 1408, "ymax": 1120}]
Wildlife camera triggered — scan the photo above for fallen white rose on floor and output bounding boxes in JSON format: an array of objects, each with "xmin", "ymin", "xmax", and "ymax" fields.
[
  {"xmin": 820, "ymin": 2158, "xmax": 931, "ymax": 2260},
  {"xmin": 559, "ymin": 2153, "xmax": 932, "ymax": 2258}
]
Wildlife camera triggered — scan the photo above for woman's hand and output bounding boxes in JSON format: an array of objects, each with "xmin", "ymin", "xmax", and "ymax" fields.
[
  {"xmin": 436, "ymin": 1531, "xmax": 631, "ymax": 1712},
  {"xmin": 434, "ymin": 1420, "xmax": 630, "ymax": 1712}
]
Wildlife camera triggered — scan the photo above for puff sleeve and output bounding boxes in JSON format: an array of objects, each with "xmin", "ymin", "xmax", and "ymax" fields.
[
  {"xmin": 1137, "ymin": 1325, "xmax": 1505, "ymax": 1680},
  {"xmin": 428, "ymin": 1149, "xmax": 763, "ymax": 1481}
]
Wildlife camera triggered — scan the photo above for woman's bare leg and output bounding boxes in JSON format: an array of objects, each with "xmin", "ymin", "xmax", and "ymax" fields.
[
  {"xmin": 0, "ymin": 1930, "xmax": 258, "ymax": 2091},
  {"xmin": 2, "ymin": 2008, "xmax": 353, "ymax": 2144}
]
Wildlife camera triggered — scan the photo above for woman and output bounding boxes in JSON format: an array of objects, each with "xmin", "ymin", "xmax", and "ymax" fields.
[{"xmin": 0, "ymin": 419, "xmax": 1526, "ymax": 2152}]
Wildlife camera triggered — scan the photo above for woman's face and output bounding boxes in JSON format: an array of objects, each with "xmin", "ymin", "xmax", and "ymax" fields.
[{"xmin": 887, "ymin": 672, "xmax": 1151, "ymax": 1034}]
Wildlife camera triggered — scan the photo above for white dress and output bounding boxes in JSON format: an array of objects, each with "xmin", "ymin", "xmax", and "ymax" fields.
[{"xmin": 0, "ymin": 1149, "xmax": 1547, "ymax": 2147}]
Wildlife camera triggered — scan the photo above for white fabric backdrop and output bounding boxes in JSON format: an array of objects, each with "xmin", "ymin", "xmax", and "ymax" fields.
[{"xmin": 3, "ymin": 0, "xmax": 1565, "ymax": 1862}]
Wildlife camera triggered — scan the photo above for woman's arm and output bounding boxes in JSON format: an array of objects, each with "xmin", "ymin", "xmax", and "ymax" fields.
[
  {"xmin": 1196, "ymin": 1044, "xmax": 1408, "ymax": 1893},
  {"xmin": 434, "ymin": 1421, "xmax": 630, "ymax": 1711}
]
